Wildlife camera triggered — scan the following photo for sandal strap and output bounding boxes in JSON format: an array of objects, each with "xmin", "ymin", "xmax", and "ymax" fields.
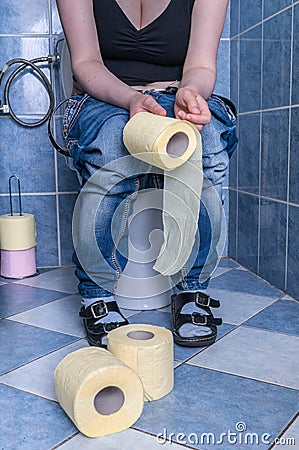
[
  {"xmin": 175, "ymin": 312, "xmax": 222, "ymax": 330},
  {"xmin": 79, "ymin": 300, "xmax": 121, "ymax": 320},
  {"xmin": 172, "ymin": 291, "xmax": 220, "ymax": 317}
]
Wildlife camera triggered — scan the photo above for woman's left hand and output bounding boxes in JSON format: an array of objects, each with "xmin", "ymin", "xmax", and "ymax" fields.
[{"xmin": 174, "ymin": 87, "xmax": 211, "ymax": 131}]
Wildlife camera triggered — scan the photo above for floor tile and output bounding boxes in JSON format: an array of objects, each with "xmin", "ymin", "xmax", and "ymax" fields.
[
  {"xmin": 0, "ymin": 283, "xmax": 68, "ymax": 318},
  {"xmin": 8, "ymin": 294, "xmax": 85, "ymax": 337},
  {"xmin": 0, "ymin": 320, "xmax": 78, "ymax": 375},
  {"xmin": 243, "ymin": 298, "xmax": 299, "ymax": 336},
  {"xmin": 208, "ymin": 268, "xmax": 283, "ymax": 298},
  {"xmin": 0, "ymin": 340, "xmax": 88, "ymax": 400},
  {"xmin": 15, "ymin": 267, "xmax": 78, "ymax": 294},
  {"xmin": 204, "ymin": 287, "xmax": 279, "ymax": 325},
  {"xmin": 59, "ymin": 428, "xmax": 184, "ymax": 449},
  {"xmin": 188, "ymin": 326, "xmax": 299, "ymax": 389},
  {"xmin": 272, "ymin": 415, "xmax": 299, "ymax": 449},
  {"xmin": 211, "ymin": 266, "xmax": 232, "ymax": 279},
  {"xmin": 129, "ymin": 310, "xmax": 235, "ymax": 362},
  {"xmin": 218, "ymin": 257, "xmax": 241, "ymax": 269},
  {"xmin": 134, "ymin": 364, "xmax": 299, "ymax": 450},
  {"xmin": 0, "ymin": 384, "xmax": 76, "ymax": 450}
]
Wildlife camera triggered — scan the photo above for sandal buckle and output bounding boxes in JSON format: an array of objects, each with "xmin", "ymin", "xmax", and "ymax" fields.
[
  {"xmin": 195, "ymin": 292, "xmax": 210, "ymax": 307},
  {"xmin": 91, "ymin": 300, "xmax": 108, "ymax": 319},
  {"xmin": 191, "ymin": 312, "xmax": 208, "ymax": 326},
  {"xmin": 103, "ymin": 322, "xmax": 119, "ymax": 333}
]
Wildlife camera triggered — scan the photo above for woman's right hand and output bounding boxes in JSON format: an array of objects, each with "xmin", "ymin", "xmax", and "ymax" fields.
[{"xmin": 128, "ymin": 91, "xmax": 167, "ymax": 118}]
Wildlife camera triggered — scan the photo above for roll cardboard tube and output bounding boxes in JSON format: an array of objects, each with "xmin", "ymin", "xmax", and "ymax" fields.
[
  {"xmin": 107, "ymin": 324, "xmax": 174, "ymax": 401},
  {"xmin": 0, "ymin": 213, "xmax": 36, "ymax": 251},
  {"xmin": 54, "ymin": 347, "xmax": 144, "ymax": 438},
  {"xmin": 123, "ymin": 112, "xmax": 199, "ymax": 171}
]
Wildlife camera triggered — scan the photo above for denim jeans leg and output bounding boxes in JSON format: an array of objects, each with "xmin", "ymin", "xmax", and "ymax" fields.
[{"xmin": 66, "ymin": 100, "xmax": 152, "ymax": 299}]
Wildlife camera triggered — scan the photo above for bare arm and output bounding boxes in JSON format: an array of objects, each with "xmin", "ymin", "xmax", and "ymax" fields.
[
  {"xmin": 56, "ymin": 0, "xmax": 166, "ymax": 115},
  {"xmin": 175, "ymin": 0, "xmax": 229, "ymax": 128}
]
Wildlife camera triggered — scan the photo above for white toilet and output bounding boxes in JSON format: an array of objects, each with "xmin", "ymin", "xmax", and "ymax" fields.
[{"xmin": 58, "ymin": 34, "xmax": 171, "ymax": 310}]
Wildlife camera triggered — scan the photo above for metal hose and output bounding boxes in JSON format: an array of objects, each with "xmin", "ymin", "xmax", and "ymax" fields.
[{"xmin": 0, "ymin": 55, "xmax": 56, "ymax": 127}]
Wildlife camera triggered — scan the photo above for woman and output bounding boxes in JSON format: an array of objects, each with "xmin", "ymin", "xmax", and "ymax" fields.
[{"xmin": 57, "ymin": 0, "xmax": 237, "ymax": 347}]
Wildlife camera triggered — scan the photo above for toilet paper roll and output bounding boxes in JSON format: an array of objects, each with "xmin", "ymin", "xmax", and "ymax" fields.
[
  {"xmin": 54, "ymin": 347, "xmax": 144, "ymax": 438},
  {"xmin": 123, "ymin": 112, "xmax": 199, "ymax": 170},
  {"xmin": 0, "ymin": 247, "xmax": 37, "ymax": 278},
  {"xmin": 107, "ymin": 324, "xmax": 174, "ymax": 401},
  {"xmin": 0, "ymin": 213, "xmax": 36, "ymax": 251}
]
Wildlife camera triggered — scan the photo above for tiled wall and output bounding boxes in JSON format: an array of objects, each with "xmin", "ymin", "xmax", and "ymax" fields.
[
  {"xmin": 0, "ymin": 0, "xmax": 231, "ymax": 268},
  {"xmin": 229, "ymin": 0, "xmax": 299, "ymax": 299}
]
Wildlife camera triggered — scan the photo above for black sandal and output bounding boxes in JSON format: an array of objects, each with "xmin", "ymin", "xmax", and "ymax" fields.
[
  {"xmin": 79, "ymin": 299, "xmax": 129, "ymax": 347},
  {"xmin": 171, "ymin": 291, "xmax": 222, "ymax": 347}
]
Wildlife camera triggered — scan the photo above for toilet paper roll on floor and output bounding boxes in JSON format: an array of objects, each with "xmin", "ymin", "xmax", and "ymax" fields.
[
  {"xmin": 107, "ymin": 324, "xmax": 174, "ymax": 401},
  {"xmin": 54, "ymin": 347, "xmax": 144, "ymax": 438},
  {"xmin": 0, "ymin": 213, "xmax": 36, "ymax": 250}
]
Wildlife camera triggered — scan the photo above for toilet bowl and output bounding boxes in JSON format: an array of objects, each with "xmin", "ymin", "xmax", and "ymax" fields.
[{"xmin": 58, "ymin": 34, "xmax": 171, "ymax": 310}]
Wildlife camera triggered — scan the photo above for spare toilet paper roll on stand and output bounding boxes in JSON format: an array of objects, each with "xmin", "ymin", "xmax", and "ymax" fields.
[
  {"xmin": 107, "ymin": 324, "xmax": 174, "ymax": 401},
  {"xmin": 0, "ymin": 176, "xmax": 37, "ymax": 278},
  {"xmin": 54, "ymin": 347, "xmax": 144, "ymax": 438}
]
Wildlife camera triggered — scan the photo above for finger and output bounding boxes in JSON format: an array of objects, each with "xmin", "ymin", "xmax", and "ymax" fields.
[
  {"xmin": 143, "ymin": 96, "xmax": 167, "ymax": 115},
  {"xmin": 183, "ymin": 112, "xmax": 211, "ymax": 124}
]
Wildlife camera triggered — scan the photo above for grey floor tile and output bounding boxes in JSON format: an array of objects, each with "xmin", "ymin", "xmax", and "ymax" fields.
[
  {"xmin": 272, "ymin": 415, "xmax": 299, "ymax": 449},
  {"xmin": 243, "ymin": 298, "xmax": 299, "ymax": 336},
  {"xmin": 59, "ymin": 428, "xmax": 184, "ymax": 449},
  {"xmin": 209, "ymin": 268, "xmax": 283, "ymax": 297},
  {"xmin": 0, "ymin": 283, "xmax": 68, "ymax": 318},
  {"xmin": 218, "ymin": 257, "xmax": 241, "ymax": 269},
  {"xmin": 0, "ymin": 320, "xmax": 78, "ymax": 375},
  {"xmin": 0, "ymin": 384, "xmax": 76, "ymax": 450},
  {"xmin": 134, "ymin": 364, "xmax": 299, "ymax": 450},
  {"xmin": 0, "ymin": 340, "xmax": 88, "ymax": 400},
  {"xmin": 15, "ymin": 267, "xmax": 78, "ymax": 294},
  {"xmin": 8, "ymin": 294, "xmax": 85, "ymax": 337},
  {"xmin": 188, "ymin": 326, "xmax": 299, "ymax": 389},
  {"xmin": 204, "ymin": 286, "xmax": 279, "ymax": 325}
]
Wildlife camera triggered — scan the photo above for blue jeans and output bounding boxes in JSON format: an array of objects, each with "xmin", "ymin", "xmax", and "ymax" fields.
[{"xmin": 64, "ymin": 91, "xmax": 238, "ymax": 299}]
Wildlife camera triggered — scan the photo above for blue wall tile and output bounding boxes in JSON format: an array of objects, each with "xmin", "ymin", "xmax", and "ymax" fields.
[
  {"xmin": 260, "ymin": 109, "xmax": 289, "ymax": 201},
  {"xmin": 239, "ymin": 27, "xmax": 262, "ymax": 113},
  {"xmin": 292, "ymin": 5, "xmax": 299, "ymax": 104},
  {"xmin": 58, "ymin": 194, "xmax": 77, "ymax": 265},
  {"xmin": 237, "ymin": 192, "xmax": 259, "ymax": 272},
  {"xmin": 230, "ymin": 38, "xmax": 239, "ymax": 110},
  {"xmin": 289, "ymin": 107, "xmax": 299, "ymax": 205},
  {"xmin": 230, "ymin": 0, "xmax": 239, "ymax": 38},
  {"xmin": 259, "ymin": 199, "xmax": 287, "ymax": 291},
  {"xmin": 0, "ymin": 120, "xmax": 55, "ymax": 194},
  {"xmin": 240, "ymin": 0, "xmax": 262, "ymax": 32},
  {"xmin": 51, "ymin": 0, "xmax": 63, "ymax": 34},
  {"xmin": 238, "ymin": 113, "xmax": 260, "ymax": 194},
  {"xmin": 287, "ymin": 205, "xmax": 299, "ymax": 300},
  {"xmin": 22, "ymin": 195, "xmax": 58, "ymax": 267},
  {"xmin": 262, "ymin": 9, "xmax": 292, "ymax": 109},
  {"xmin": 0, "ymin": 0, "xmax": 49, "ymax": 34},
  {"xmin": 215, "ymin": 40, "xmax": 230, "ymax": 97},
  {"xmin": 263, "ymin": 0, "xmax": 292, "ymax": 19},
  {"xmin": 228, "ymin": 190, "xmax": 237, "ymax": 260}
]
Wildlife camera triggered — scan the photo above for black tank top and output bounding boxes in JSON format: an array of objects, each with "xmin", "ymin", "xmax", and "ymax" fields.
[{"xmin": 93, "ymin": 0, "xmax": 196, "ymax": 85}]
